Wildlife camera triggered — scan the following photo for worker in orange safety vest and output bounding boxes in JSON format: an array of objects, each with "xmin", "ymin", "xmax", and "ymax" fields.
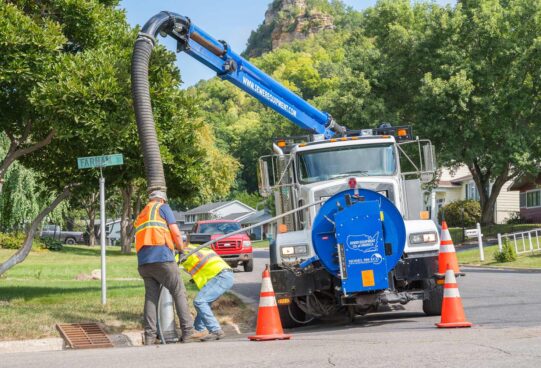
[{"xmin": 134, "ymin": 190, "xmax": 194, "ymax": 345}]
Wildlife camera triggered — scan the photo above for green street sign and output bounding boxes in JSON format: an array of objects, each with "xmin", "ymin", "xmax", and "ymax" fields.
[{"xmin": 77, "ymin": 154, "xmax": 124, "ymax": 169}]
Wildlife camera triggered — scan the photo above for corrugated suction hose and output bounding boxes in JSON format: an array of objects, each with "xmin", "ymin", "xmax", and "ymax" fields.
[{"xmin": 131, "ymin": 34, "xmax": 167, "ymax": 192}]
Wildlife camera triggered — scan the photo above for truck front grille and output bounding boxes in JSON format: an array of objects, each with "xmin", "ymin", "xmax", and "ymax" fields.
[{"xmin": 214, "ymin": 240, "xmax": 242, "ymax": 251}]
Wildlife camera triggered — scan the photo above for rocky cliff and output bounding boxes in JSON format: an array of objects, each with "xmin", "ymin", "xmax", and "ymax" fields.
[{"xmin": 244, "ymin": 0, "xmax": 335, "ymax": 58}]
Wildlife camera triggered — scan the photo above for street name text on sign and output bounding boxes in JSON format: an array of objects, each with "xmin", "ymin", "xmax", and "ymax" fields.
[{"xmin": 77, "ymin": 154, "xmax": 124, "ymax": 169}]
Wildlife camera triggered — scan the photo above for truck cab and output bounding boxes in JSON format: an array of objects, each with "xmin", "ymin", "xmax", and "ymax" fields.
[
  {"xmin": 258, "ymin": 126, "xmax": 443, "ymax": 326},
  {"xmin": 191, "ymin": 220, "xmax": 254, "ymax": 272}
]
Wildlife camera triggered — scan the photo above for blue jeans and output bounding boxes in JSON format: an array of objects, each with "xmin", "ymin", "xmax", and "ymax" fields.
[{"xmin": 194, "ymin": 270, "xmax": 234, "ymax": 333}]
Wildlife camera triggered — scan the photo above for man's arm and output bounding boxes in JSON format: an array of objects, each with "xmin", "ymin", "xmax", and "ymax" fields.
[
  {"xmin": 169, "ymin": 223, "xmax": 184, "ymax": 251},
  {"xmin": 159, "ymin": 203, "xmax": 184, "ymax": 251}
]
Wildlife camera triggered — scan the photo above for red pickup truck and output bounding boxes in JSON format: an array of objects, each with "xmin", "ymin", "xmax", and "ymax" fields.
[{"xmin": 191, "ymin": 220, "xmax": 253, "ymax": 272}]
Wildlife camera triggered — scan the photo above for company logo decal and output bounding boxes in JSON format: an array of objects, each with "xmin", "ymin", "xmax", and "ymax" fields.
[{"xmin": 346, "ymin": 232, "xmax": 380, "ymax": 253}]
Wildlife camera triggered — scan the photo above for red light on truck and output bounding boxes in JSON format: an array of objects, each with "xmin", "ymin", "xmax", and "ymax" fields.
[{"xmin": 348, "ymin": 178, "xmax": 357, "ymax": 189}]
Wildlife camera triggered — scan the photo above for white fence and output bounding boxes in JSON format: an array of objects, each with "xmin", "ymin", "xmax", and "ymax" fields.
[{"xmin": 497, "ymin": 228, "xmax": 541, "ymax": 255}]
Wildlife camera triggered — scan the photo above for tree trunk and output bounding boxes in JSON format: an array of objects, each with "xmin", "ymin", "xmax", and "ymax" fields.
[
  {"xmin": 0, "ymin": 186, "xmax": 73, "ymax": 276},
  {"xmin": 129, "ymin": 192, "xmax": 142, "ymax": 241},
  {"xmin": 469, "ymin": 163, "xmax": 515, "ymax": 226},
  {"xmin": 83, "ymin": 192, "xmax": 98, "ymax": 246},
  {"xmin": 120, "ymin": 183, "xmax": 134, "ymax": 254}
]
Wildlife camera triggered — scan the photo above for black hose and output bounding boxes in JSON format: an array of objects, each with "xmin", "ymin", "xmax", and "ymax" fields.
[
  {"xmin": 131, "ymin": 36, "xmax": 167, "ymax": 192},
  {"xmin": 131, "ymin": 12, "xmax": 189, "ymax": 192}
]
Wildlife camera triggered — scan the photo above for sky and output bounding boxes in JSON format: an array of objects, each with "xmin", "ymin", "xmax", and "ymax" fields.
[{"xmin": 120, "ymin": 0, "xmax": 453, "ymax": 88}]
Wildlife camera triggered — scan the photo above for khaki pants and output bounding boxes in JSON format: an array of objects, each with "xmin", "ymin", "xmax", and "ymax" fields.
[{"xmin": 138, "ymin": 261, "xmax": 194, "ymax": 337}]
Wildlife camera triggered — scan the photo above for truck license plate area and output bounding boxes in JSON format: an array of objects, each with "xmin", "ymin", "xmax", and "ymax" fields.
[{"xmin": 334, "ymin": 200, "xmax": 389, "ymax": 294}]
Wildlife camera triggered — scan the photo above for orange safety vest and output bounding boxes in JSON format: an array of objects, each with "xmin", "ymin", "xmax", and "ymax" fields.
[{"xmin": 134, "ymin": 202, "xmax": 174, "ymax": 253}]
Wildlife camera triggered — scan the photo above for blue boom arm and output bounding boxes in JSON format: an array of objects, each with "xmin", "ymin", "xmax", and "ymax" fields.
[{"xmin": 140, "ymin": 12, "xmax": 347, "ymax": 138}]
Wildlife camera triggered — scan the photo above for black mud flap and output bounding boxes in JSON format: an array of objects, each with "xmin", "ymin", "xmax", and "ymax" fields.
[
  {"xmin": 394, "ymin": 253, "xmax": 438, "ymax": 282},
  {"xmin": 270, "ymin": 268, "xmax": 333, "ymax": 298}
]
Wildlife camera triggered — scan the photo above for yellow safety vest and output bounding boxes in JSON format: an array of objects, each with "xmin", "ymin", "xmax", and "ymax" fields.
[
  {"xmin": 179, "ymin": 246, "xmax": 230, "ymax": 289},
  {"xmin": 134, "ymin": 202, "xmax": 174, "ymax": 253}
]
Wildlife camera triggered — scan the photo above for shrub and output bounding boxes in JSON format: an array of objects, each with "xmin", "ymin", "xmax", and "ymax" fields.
[
  {"xmin": 0, "ymin": 232, "xmax": 25, "ymax": 249},
  {"xmin": 493, "ymin": 240, "xmax": 517, "ymax": 263},
  {"xmin": 438, "ymin": 200, "xmax": 481, "ymax": 227},
  {"xmin": 40, "ymin": 237, "xmax": 63, "ymax": 251},
  {"xmin": 505, "ymin": 212, "xmax": 523, "ymax": 225}
]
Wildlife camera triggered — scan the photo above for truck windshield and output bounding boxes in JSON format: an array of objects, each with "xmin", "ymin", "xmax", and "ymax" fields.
[
  {"xmin": 197, "ymin": 222, "xmax": 242, "ymax": 234},
  {"xmin": 297, "ymin": 144, "xmax": 396, "ymax": 184}
]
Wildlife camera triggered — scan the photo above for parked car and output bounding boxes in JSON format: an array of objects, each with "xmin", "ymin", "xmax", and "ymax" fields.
[
  {"xmin": 40, "ymin": 224, "xmax": 84, "ymax": 245},
  {"xmin": 191, "ymin": 220, "xmax": 253, "ymax": 272}
]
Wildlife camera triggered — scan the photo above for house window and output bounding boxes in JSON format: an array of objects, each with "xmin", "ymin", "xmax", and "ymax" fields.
[
  {"xmin": 465, "ymin": 182, "xmax": 480, "ymax": 201},
  {"xmin": 525, "ymin": 190, "xmax": 541, "ymax": 208}
]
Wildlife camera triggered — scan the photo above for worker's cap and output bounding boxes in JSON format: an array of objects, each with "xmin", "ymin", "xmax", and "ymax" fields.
[{"xmin": 149, "ymin": 190, "xmax": 168, "ymax": 202}]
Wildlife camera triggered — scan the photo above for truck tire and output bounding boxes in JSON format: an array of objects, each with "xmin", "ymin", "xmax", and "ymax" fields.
[
  {"xmin": 243, "ymin": 259, "xmax": 254, "ymax": 272},
  {"xmin": 277, "ymin": 300, "xmax": 306, "ymax": 329},
  {"xmin": 422, "ymin": 279, "xmax": 443, "ymax": 316},
  {"xmin": 65, "ymin": 237, "xmax": 76, "ymax": 245}
]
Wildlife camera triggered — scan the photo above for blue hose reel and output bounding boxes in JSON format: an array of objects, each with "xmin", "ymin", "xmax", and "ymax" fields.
[{"xmin": 311, "ymin": 189, "xmax": 406, "ymax": 295}]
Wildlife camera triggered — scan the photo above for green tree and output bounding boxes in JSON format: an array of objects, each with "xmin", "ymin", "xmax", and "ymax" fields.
[
  {"xmin": 336, "ymin": 0, "xmax": 541, "ymax": 225},
  {"xmin": 0, "ymin": 1, "xmax": 64, "ymax": 189}
]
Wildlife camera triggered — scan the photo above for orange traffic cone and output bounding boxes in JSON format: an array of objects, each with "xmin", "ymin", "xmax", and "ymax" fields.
[
  {"xmin": 436, "ymin": 265, "xmax": 472, "ymax": 328},
  {"xmin": 437, "ymin": 220, "xmax": 461, "ymax": 276},
  {"xmin": 249, "ymin": 265, "xmax": 291, "ymax": 341}
]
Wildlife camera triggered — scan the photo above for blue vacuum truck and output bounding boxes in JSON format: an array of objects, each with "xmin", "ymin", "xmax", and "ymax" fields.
[{"xmin": 131, "ymin": 11, "xmax": 443, "ymax": 329}]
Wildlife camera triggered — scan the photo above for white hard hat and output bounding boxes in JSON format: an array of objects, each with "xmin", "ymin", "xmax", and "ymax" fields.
[{"xmin": 149, "ymin": 190, "xmax": 168, "ymax": 202}]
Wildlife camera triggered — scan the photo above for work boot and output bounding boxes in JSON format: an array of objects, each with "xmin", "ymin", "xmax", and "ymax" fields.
[
  {"xmin": 200, "ymin": 330, "xmax": 225, "ymax": 342},
  {"xmin": 182, "ymin": 329, "xmax": 208, "ymax": 343},
  {"xmin": 143, "ymin": 334, "xmax": 157, "ymax": 345}
]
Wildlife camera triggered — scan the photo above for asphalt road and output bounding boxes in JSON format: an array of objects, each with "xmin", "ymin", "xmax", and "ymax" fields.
[{"xmin": 3, "ymin": 249, "xmax": 541, "ymax": 368}]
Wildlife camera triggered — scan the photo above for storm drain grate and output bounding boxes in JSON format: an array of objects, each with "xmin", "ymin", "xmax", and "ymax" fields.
[{"xmin": 56, "ymin": 323, "xmax": 113, "ymax": 349}]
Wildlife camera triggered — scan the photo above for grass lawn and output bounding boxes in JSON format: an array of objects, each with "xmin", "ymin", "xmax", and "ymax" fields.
[
  {"xmin": 457, "ymin": 244, "xmax": 541, "ymax": 268},
  {"xmin": 0, "ymin": 245, "xmax": 252, "ymax": 341},
  {"xmin": 252, "ymin": 239, "xmax": 269, "ymax": 248},
  {"xmin": 449, "ymin": 224, "xmax": 541, "ymax": 244}
]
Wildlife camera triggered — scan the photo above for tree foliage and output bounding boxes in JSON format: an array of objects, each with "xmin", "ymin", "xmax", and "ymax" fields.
[
  {"xmin": 0, "ymin": 0, "xmax": 238, "ymax": 261},
  {"xmin": 197, "ymin": 0, "xmax": 541, "ymax": 225}
]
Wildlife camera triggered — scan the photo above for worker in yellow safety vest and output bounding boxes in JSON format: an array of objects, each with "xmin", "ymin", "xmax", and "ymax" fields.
[
  {"xmin": 134, "ymin": 190, "xmax": 194, "ymax": 345},
  {"xmin": 177, "ymin": 244, "xmax": 234, "ymax": 341}
]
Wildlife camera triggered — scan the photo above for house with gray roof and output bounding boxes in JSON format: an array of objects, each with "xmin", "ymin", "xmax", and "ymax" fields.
[
  {"xmin": 183, "ymin": 200, "xmax": 255, "ymax": 231},
  {"xmin": 241, "ymin": 209, "xmax": 275, "ymax": 241}
]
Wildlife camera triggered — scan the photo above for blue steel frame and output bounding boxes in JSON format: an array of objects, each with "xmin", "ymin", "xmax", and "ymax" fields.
[{"xmin": 157, "ymin": 13, "xmax": 342, "ymax": 138}]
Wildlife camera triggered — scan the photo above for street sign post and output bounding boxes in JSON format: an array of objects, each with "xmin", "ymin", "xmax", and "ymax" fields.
[{"xmin": 77, "ymin": 153, "xmax": 124, "ymax": 305}]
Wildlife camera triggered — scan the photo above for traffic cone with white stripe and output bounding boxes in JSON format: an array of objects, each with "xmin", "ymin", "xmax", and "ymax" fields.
[
  {"xmin": 436, "ymin": 264, "xmax": 472, "ymax": 328},
  {"xmin": 437, "ymin": 220, "xmax": 462, "ymax": 277},
  {"xmin": 249, "ymin": 265, "xmax": 292, "ymax": 341}
]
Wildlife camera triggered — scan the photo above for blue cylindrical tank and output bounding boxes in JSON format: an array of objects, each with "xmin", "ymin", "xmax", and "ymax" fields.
[{"xmin": 311, "ymin": 189, "xmax": 406, "ymax": 287}]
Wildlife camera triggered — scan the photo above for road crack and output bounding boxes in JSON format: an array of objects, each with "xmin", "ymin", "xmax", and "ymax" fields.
[
  {"xmin": 475, "ymin": 343, "xmax": 512, "ymax": 356},
  {"xmin": 327, "ymin": 353, "xmax": 336, "ymax": 366}
]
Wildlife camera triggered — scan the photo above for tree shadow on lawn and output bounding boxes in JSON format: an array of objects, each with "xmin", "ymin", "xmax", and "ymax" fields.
[
  {"xmin": 61, "ymin": 246, "xmax": 135, "ymax": 257},
  {"xmin": 0, "ymin": 284, "xmax": 141, "ymax": 302}
]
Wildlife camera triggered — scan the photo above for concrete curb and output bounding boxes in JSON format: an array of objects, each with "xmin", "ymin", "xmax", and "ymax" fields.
[
  {"xmin": 0, "ymin": 331, "xmax": 144, "ymax": 355},
  {"xmin": 461, "ymin": 265, "xmax": 541, "ymax": 273}
]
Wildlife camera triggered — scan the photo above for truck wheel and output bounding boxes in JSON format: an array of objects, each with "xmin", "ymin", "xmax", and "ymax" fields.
[
  {"xmin": 243, "ymin": 260, "xmax": 254, "ymax": 272},
  {"xmin": 422, "ymin": 279, "xmax": 443, "ymax": 316},
  {"xmin": 65, "ymin": 238, "xmax": 76, "ymax": 245},
  {"xmin": 277, "ymin": 301, "xmax": 305, "ymax": 329}
]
